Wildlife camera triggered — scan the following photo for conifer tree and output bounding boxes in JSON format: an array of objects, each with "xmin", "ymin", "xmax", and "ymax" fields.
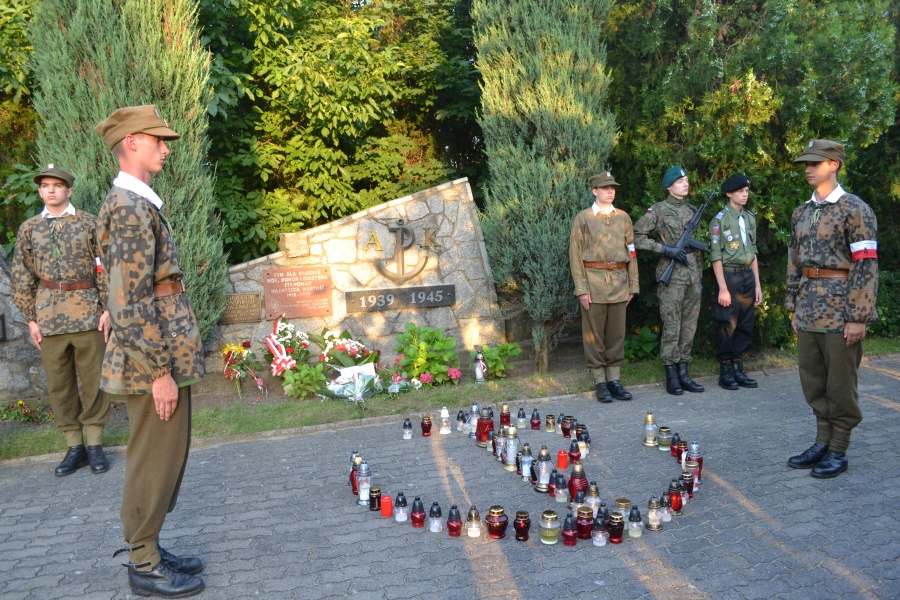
[
  {"xmin": 474, "ymin": 0, "xmax": 617, "ymax": 371},
  {"xmin": 29, "ymin": 0, "xmax": 226, "ymax": 338}
]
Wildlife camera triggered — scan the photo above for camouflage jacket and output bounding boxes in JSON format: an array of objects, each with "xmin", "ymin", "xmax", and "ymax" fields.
[
  {"xmin": 97, "ymin": 180, "xmax": 205, "ymax": 394},
  {"xmin": 633, "ymin": 194, "xmax": 703, "ymax": 285},
  {"xmin": 709, "ymin": 205, "xmax": 757, "ymax": 267},
  {"xmin": 11, "ymin": 208, "xmax": 108, "ymax": 335},
  {"xmin": 786, "ymin": 189, "xmax": 878, "ymax": 333},
  {"xmin": 569, "ymin": 205, "xmax": 639, "ymax": 303}
]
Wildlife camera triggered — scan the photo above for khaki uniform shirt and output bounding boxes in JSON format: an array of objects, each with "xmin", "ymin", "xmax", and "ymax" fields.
[
  {"xmin": 786, "ymin": 187, "xmax": 878, "ymax": 333},
  {"xmin": 633, "ymin": 194, "xmax": 702, "ymax": 285},
  {"xmin": 97, "ymin": 175, "xmax": 205, "ymax": 394},
  {"xmin": 11, "ymin": 207, "xmax": 107, "ymax": 335},
  {"xmin": 569, "ymin": 205, "xmax": 639, "ymax": 303},
  {"xmin": 709, "ymin": 205, "xmax": 757, "ymax": 267}
]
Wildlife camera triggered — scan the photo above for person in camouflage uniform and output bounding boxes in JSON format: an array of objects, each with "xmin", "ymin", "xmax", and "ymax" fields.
[
  {"xmin": 709, "ymin": 175, "xmax": 762, "ymax": 390},
  {"xmin": 633, "ymin": 166, "xmax": 705, "ymax": 395},
  {"xmin": 785, "ymin": 139, "xmax": 878, "ymax": 480},
  {"xmin": 569, "ymin": 172, "xmax": 639, "ymax": 403},
  {"xmin": 95, "ymin": 106, "xmax": 206, "ymax": 598},
  {"xmin": 11, "ymin": 164, "xmax": 111, "ymax": 477}
]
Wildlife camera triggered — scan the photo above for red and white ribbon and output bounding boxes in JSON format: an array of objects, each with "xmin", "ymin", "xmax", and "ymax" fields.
[{"xmin": 265, "ymin": 334, "xmax": 296, "ymax": 376}]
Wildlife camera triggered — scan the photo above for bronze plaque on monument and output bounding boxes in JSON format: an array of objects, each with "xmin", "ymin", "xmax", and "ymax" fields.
[
  {"xmin": 219, "ymin": 293, "xmax": 263, "ymax": 324},
  {"xmin": 264, "ymin": 266, "xmax": 333, "ymax": 319}
]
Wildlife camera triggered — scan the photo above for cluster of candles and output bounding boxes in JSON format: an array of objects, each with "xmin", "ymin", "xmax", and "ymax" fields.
[{"xmin": 347, "ymin": 404, "xmax": 705, "ymax": 546}]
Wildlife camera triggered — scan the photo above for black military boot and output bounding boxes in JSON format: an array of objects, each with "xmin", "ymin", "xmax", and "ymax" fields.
[
  {"xmin": 718, "ymin": 361, "xmax": 739, "ymax": 390},
  {"xmin": 159, "ymin": 546, "xmax": 204, "ymax": 575},
  {"xmin": 664, "ymin": 365, "xmax": 683, "ymax": 396},
  {"xmin": 787, "ymin": 443, "xmax": 829, "ymax": 469},
  {"xmin": 55, "ymin": 445, "xmax": 88, "ymax": 477},
  {"xmin": 87, "ymin": 445, "xmax": 110, "ymax": 474},
  {"xmin": 127, "ymin": 561, "xmax": 205, "ymax": 598},
  {"xmin": 595, "ymin": 383, "xmax": 613, "ymax": 403},
  {"xmin": 676, "ymin": 362, "xmax": 705, "ymax": 393},
  {"xmin": 732, "ymin": 359, "xmax": 758, "ymax": 388},
  {"xmin": 810, "ymin": 450, "xmax": 848, "ymax": 479},
  {"xmin": 607, "ymin": 381, "xmax": 633, "ymax": 401}
]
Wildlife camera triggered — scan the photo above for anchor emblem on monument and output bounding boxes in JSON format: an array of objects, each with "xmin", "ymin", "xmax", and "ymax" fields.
[{"xmin": 375, "ymin": 220, "xmax": 428, "ymax": 285}]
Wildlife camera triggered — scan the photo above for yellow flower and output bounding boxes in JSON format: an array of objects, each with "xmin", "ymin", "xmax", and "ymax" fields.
[{"xmin": 17, "ymin": 400, "xmax": 25, "ymax": 407}]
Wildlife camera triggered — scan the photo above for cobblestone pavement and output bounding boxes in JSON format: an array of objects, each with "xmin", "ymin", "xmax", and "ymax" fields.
[{"xmin": 1, "ymin": 357, "xmax": 899, "ymax": 600}]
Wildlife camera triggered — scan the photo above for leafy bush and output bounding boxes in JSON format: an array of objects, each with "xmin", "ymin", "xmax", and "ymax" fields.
[
  {"xmin": 394, "ymin": 322, "xmax": 459, "ymax": 384},
  {"xmin": 871, "ymin": 270, "xmax": 900, "ymax": 338},
  {"xmin": 473, "ymin": 343, "xmax": 522, "ymax": 379},
  {"xmin": 624, "ymin": 326, "xmax": 659, "ymax": 362},
  {"xmin": 1, "ymin": 400, "xmax": 53, "ymax": 425},
  {"xmin": 283, "ymin": 363, "xmax": 328, "ymax": 400}
]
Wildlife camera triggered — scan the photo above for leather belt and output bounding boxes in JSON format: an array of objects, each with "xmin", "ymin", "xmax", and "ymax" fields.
[
  {"xmin": 802, "ymin": 267, "xmax": 849, "ymax": 279},
  {"xmin": 154, "ymin": 279, "xmax": 185, "ymax": 298},
  {"xmin": 723, "ymin": 265, "xmax": 751, "ymax": 273},
  {"xmin": 583, "ymin": 261, "xmax": 628, "ymax": 270},
  {"xmin": 39, "ymin": 278, "xmax": 94, "ymax": 291}
]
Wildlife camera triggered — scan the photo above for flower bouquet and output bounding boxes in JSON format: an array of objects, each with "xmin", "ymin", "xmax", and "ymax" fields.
[
  {"xmin": 308, "ymin": 328, "xmax": 378, "ymax": 370},
  {"xmin": 263, "ymin": 317, "xmax": 311, "ymax": 377},
  {"xmin": 317, "ymin": 364, "xmax": 379, "ymax": 408},
  {"xmin": 222, "ymin": 341, "xmax": 267, "ymax": 402}
]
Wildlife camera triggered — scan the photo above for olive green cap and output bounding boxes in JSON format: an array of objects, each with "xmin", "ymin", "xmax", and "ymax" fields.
[
  {"xmin": 793, "ymin": 139, "xmax": 845, "ymax": 164},
  {"xmin": 589, "ymin": 172, "xmax": 620, "ymax": 188},
  {"xmin": 33, "ymin": 164, "xmax": 75, "ymax": 188},
  {"xmin": 94, "ymin": 105, "xmax": 180, "ymax": 150}
]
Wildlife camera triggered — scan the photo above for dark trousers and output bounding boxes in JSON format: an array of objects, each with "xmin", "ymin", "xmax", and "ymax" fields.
[
  {"xmin": 121, "ymin": 386, "xmax": 192, "ymax": 569},
  {"xmin": 798, "ymin": 331, "xmax": 863, "ymax": 432},
  {"xmin": 581, "ymin": 301, "xmax": 627, "ymax": 383},
  {"xmin": 712, "ymin": 270, "xmax": 756, "ymax": 362}
]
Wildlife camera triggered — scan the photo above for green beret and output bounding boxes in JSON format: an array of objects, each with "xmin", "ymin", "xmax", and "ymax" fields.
[
  {"xmin": 94, "ymin": 105, "xmax": 181, "ymax": 150},
  {"xmin": 34, "ymin": 164, "xmax": 75, "ymax": 188},
  {"xmin": 721, "ymin": 175, "xmax": 750, "ymax": 194},
  {"xmin": 662, "ymin": 166, "xmax": 687, "ymax": 188},
  {"xmin": 589, "ymin": 171, "xmax": 619, "ymax": 188},
  {"xmin": 793, "ymin": 139, "xmax": 845, "ymax": 164}
]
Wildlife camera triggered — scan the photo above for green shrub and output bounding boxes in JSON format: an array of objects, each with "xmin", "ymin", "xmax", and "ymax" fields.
[
  {"xmin": 872, "ymin": 270, "xmax": 900, "ymax": 338},
  {"xmin": 624, "ymin": 326, "xmax": 659, "ymax": 362},
  {"xmin": 283, "ymin": 363, "xmax": 328, "ymax": 399},
  {"xmin": 394, "ymin": 322, "xmax": 459, "ymax": 384},
  {"xmin": 474, "ymin": 342, "xmax": 522, "ymax": 379}
]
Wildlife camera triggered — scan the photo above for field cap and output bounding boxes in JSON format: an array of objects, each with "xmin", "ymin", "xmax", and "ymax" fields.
[
  {"xmin": 94, "ymin": 105, "xmax": 180, "ymax": 150},
  {"xmin": 721, "ymin": 175, "xmax": 750, "ymax": 194},
  {"xmin": 589, "ymin": 172, "xmax": 619, "ymax": 188},
  {"xmin": 34, "ymin": 163, "xmax": 75, "ymax": 188},
  {"xmin": 793, "ymin": 139, "xmax": 845, "ymax": 164},
  {"xmin": 662, "ymin": 166, "xmax": 687, "ymax": 188}
]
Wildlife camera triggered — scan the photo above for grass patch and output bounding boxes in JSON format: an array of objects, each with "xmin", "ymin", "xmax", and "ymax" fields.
[{"xmin": 3, "ymin": 335, "xmax": 897, "ymax": 461}]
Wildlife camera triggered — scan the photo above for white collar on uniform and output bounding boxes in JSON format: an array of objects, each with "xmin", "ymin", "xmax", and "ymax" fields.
[
  {"xmin": 113, "ymin": 171, "xmax": 164, "ymax": 210},
  {"xmin": 592, "ymin": 203, "xmax": 617, "ymax": 216},
  {"xmin": 40, "ymin": 203, "xmax": 76, "ymax": 219},
  {"xmin": 809, "ymin": 184, "xmax": 845, "ymax": 206}
]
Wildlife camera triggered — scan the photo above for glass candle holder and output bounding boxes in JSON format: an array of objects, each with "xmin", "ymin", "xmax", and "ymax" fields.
[
  {"xmin": 530, "ymin": 409, "xmax": 541, "ymax": 431},
  {"xmin": 368, "ymin": 486, "xmax": 382, "ymax": 512},
  {"xmin": 556, "ymin": 413, "xmax": 565, "ymax": 435},
  {"xmin": 657, "ymin": 426, "xmax": 672, "ymax": 452},
  {"xmin": 676, "ymin": 440, "xmax": 688, "ymax": 463},
  {"xmin": 557, "ymin": 450, "xmax": 568, "ymax": 470},
  {"xmin": 568, "ymin": 440, "xmax": 581, "ymax": 465},
  {"xmin": 516, "ymin": 407, "xmax": 527, "ymax": 428},
  {"xmin": 357, "ymin": 462, "xmax": 372, "ymax": 506},
  {"xmin": 349, "ymin": 455, "xmax": 362, "ymax": 495},
  {"xmin": 513, "ymin": 510, "xmax": 531, "ymax": 541},
  {"xmin": 562, "ymin": 513, "xmax": 578, "ymax": 547},
  {"xmin": 466, "ymin": 506, "xmax": 481, "ymax": 538},
  {"xmin": 545, "ymin": 414, "xmax": 556, "ymax": 433},
  {"xmin": 576, "ymin": 506, "xmax": 595, "ymax": 540},
  {"xmin": 447, "ymin": 505, "xmax": 462, "ymax": 537},
  {"xmin": 502, "ymin": 427, "xmax": 519, "ymax": 472},
  {"xmin": 567, "ymin": 463, "xmax": 589, "ymax": 505},
  {"xmin": 592, "ymin": 517, "xmax": 609, "ymax": 547},
  {"xmin": 485, "ymin": 506, "xmax": 509, "ymax": 539},
  {"xmin": 535, "ymin": 446, "xmax": 553, "ymax": 493},
  {"xmin": 561, "ymin": 416, "xmax": 575, "ymax": 438},
  {"xmin": 555, "ymin": 473, "xmax": 569, "ymax": 504},
  {"xmin": 456, "ymin": 410, "xmax": 465, "ymax": 432},
  {"xmin": 429, "ymin": 502, "xmax": 443, "ymax": 533},
  {"xmin": 439, "ymin": 407, "xmax": 451, "ymax": 435},
  {"xmin": 684, "ymin": 460, "xmax": 700, "ymax": 493},
  {"xmin": 539, "ymin": 510, "xmax": 560, "ymax": 545},
  {"xmin": 642, "ymin": 411, "xmax": 659, "ymax": 447},
  {"xmin": 670, "ymin": 432, "xmax": 681, "ymax": 458},
  {"xmin": 688, "ymin": 441, "xmax": 703, "ymax": 485},
  {"xmin": 500, "ymin": 404, "xmax": 511, "ymax": 427},
  {"xmin": 476, "ymin": 408, "xmax": 492, "ymax": 448},
  {"xmin": 645, "ymin": 497, "xmax": 662, "ymax": 532},
  {"xmin": 402, "ymin": 419, "xmax": 412, "ymax": 439},
  {"xmin": 627, "ymin": 506, "xmax": 643, "ymax": 539},
  {"xmin": 394, "ymin": 492, "xmax": 408, "ymax": 522},
  {"xmin": 411, "ymin": 497, "xmax": 426, "ymax": 528},
  {"xmin": 659, "ymin": 493, "xmax": 672, "ymax": 523},
  {"xmin": 421, "ymin": 415, "xmax": 433, "ymax": 437},
  {"xmin": 668, "ymin": 480, "xmax": 683, "ymax": 515},
  {"xmin": 608, "ymin": 513, "xmax": 625, "ymax": 544},
  {"xmin": 381, "ymin": 494, "xmax": 393, "ymax": 518}
]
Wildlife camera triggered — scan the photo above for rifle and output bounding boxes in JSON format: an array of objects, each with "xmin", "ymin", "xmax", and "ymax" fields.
[{"xmin": 658, "ymin": 189, "xmax": 718, "ymax": 286}]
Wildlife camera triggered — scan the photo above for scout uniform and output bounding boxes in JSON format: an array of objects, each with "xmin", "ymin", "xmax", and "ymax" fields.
[
  {"xmin": 95, "ymin": 105, "xmax": 205, "ymax": 597},
  {"xmin": 11, "ymin": 165, "xmax": 111, "ymax": 476},
  {"xmin": 569, "ymin": 172, "xmax": 639, "ymax": 402},
  {"xmin": 786, "ymin": 139, "xmax": 878, "ymax": 479},
  {"xmin": 709, "ymin": 175, "xmax": 759, "ymax": 389},
  {"xmin": 633, "ymin": 166, "xmax": 704, "ymax": 395}
]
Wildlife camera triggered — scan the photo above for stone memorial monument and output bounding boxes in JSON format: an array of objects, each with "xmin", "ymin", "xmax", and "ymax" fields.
[{"xmin": 0, "ymin": 253, "xmax": 47, "ymax": 402}]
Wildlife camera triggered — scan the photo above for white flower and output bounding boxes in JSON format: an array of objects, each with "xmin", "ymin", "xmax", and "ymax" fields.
[{"xmin": 410, "ymin": 377, "xmax": 422, "ymax": 390}]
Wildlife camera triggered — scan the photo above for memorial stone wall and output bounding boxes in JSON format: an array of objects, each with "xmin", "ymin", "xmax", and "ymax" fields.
[
  {"xmin": 206, "ymin": 178, "xmax": 505, "ymax": 381},
  {"xmin": 0, "ymin": 253, "xmax": 47, "ymax": 402}
]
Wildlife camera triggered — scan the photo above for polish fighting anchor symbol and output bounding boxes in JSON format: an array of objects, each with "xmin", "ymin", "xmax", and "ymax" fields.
[{"xmin": 375, "ymin": 220, "xmax": 428, "ymax": 285}]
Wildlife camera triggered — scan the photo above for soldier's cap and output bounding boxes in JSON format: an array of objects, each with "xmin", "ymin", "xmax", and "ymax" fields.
[
  {"xmin": 94, "ymin": 105, "xmax": 181, "ymax": 150},
  {"xmin": 721, "ymin": 175, "xmax": 750, "ymax": 194},
  {"xmin": 793, "ymin": 139, "xmax": 845, "ymax": 164},
  {"xmin": 33, "ymin": 163, "xmax": 75, "ymax": 188},
  {"xmin": 662, "ymin": 166, "xmax": 687, "ymax": 188},
  {"xmin": 589, "ymin": 171, "xmax": 619, "ymax": 188}
]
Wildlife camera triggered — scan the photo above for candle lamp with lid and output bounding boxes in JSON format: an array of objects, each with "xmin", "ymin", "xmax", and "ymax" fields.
[
  {"xmin": 411, "ymin": 497, "xmax": 426, "ymax": 527},
  {"xmin": 521, "ymin": 445, "xmax": 534, "ymax": 483},
  {"xmin": 447, "ymin": 505, "xmax": 462, "ymax": 537},
  {"xmin": 645, "ymin": 497, "xmax": 663, "ymax": 531},
  {"xmin": 502, "ymin": 427, "xmax": 519, "ymax": 472},
  {"xmin": 466, "ymin": 506, "xmax": 482, "ymax": 537},
  {"xmin": 429, "ymin": 502, "xmax": 443, "ymax": 532},
  {"xmin": 642, "ymin": 411, "xmax": 659, "ymax": 447},
  {"xmin": 539, "ymin": 510, "xmax": 560, "ymax": 545},
  {"xmin": 534, "ymin": 446, "xmax": 553, "ymax": 492},
  {"xmin": 394, "ymin": 492, "xmax": 409, "ymax": 522},
  {"xmin": 356, "ymin": 461, "xmax": 372, "ymax": 506},
  {"xmin": 485, "ymin": 506, "xmax": 509, "ymax": 539}
]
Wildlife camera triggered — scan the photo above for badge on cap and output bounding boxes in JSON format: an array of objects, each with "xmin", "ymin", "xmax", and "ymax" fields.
[
  {"xmin": 47, "ymin": 163, "xmax": 54, "ymax": 169},
  {"xmin": 679, "ymin": 169, "xmax": 685, "ymax": 176}
]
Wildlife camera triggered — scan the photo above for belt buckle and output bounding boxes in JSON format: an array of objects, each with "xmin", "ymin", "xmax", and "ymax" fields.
[
  {"xmin": 55, "ymin": 281, "xmax": 65, "ymax": 290},
  {"xmin": 814, "ymin": 268, "xmax": 820, "ymax": 278}
]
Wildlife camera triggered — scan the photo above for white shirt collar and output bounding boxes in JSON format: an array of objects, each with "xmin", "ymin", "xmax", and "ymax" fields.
[
  {"xmin": 41, "ymin": 203, "xmax": 76, "ymax": 218},
  {"xmin": 809, "ymin": 184, "xmax": 845, "ymax": 205},
  {"xmin": 112, "ymin": 171, "xmax": 164, "ymax": 210},
  {"xmin": 592, "ymin": 203, "xmax": 617, "ymax": 216}
]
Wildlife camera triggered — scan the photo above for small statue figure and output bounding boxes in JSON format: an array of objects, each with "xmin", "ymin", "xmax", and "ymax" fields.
[{"xmin": 474, "ymin": 351, "xmax": 487, "ymax": 384}]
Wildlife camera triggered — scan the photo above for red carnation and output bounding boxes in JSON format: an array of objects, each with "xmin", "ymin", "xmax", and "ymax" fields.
[
  {"xmin": 242, "ymin": 341, "xmax": 251, "ymax": 349},
  {"xmin": 286, "ymin": 347, "xmax": 294, "ymax": 354}
]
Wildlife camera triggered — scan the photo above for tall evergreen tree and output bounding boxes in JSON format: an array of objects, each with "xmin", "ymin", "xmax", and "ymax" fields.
[
  {"xmin": 29, "ymin": 0, "xmax": 226, "ymax": 338},
  {"xmin": 474, "ymin": 0, "xmax": 617, "ymax": 371}
]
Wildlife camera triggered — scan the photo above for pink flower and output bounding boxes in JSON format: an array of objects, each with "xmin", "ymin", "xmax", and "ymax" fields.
[
  {"xmin": 420, "ymin": 373, "xmax": 434, "ymax": 384},
  {"xmin": 448, "ymin": 368, "xmax": 462, "ymax": 381},
  {"xmin": 394, "ymin": 354, "xmax": 405, "ymax": 367}
]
